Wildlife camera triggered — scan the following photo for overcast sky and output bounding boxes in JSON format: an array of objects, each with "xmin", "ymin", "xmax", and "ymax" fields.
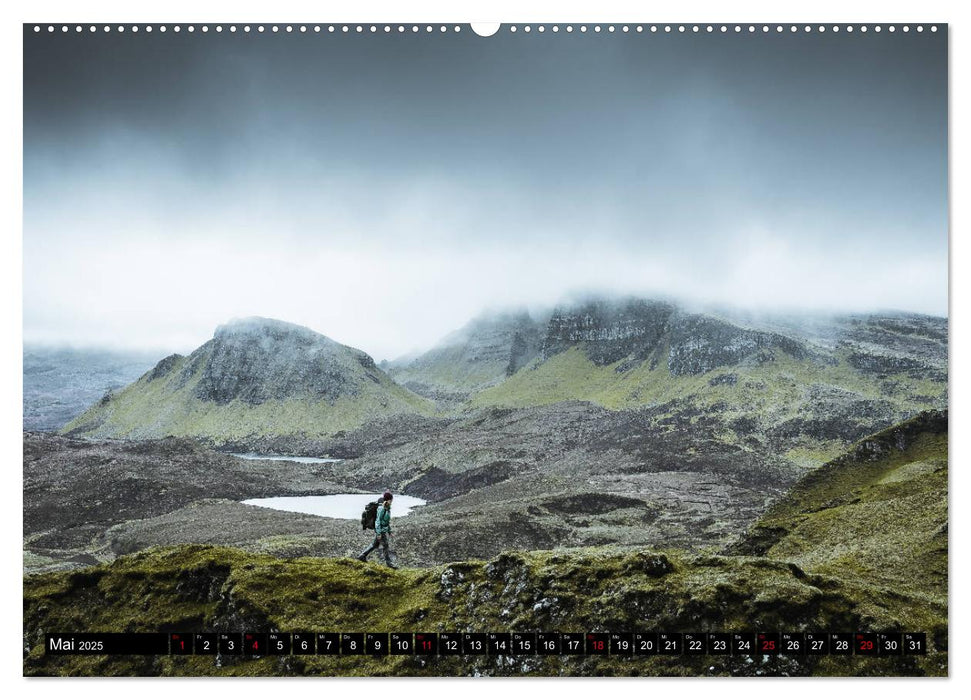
[{"xmin": 24, "ymin": 26, "xmax": 947, "ymax": 360}]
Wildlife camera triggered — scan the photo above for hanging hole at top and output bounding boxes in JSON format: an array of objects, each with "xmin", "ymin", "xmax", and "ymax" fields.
[{"xmin": 471, "ymin": 23, "xmax": 500, "ymax": 37}]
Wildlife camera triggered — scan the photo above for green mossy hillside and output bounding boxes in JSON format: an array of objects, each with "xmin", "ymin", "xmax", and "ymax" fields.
[
  {"xmin": 473, "ymin": 345, "xmax": 944, "ymax": 419},
  {"xmin": 62, "ymin": 337, "xmax": 433, "ymax": 445},
  {"xmin": 736, "ymin": 410, "xmax": 947, "ymax": 598}
]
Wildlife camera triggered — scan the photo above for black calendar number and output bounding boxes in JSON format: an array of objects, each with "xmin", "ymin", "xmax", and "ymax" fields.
[
  {"xmin": 684, "ymin": 633, "xmax": 705, "ymax": 656},
  {"xmin": 439, "ymin": 633, "xmax": 462, "ymax": 656},
  {"xmin": 390, "ymin": 632, "xmax": 412, "ymax": 655},
  {"xmin": 218, "ymin": 633, "xmax": 242, "ymax": 655},
  {"xmin": 707, "ymin": 633, "xmax": 731, "ymax": 655},
  {"xmin": 365, "ymin": 633, "xmax": 388, "ymax": 655},
  {"xmin": 732, "ymin": 633, "xmax": 756, "ymax": 655},
  {"xmin": 266, "ymin": 633, "xmax": 291, "ymax": 655},
  {"xmin": 513, "ymin": 633, "xmax": 536, "ymax": 655},
  {"xmin": 659, "ymin": 633, "xmax": 683, "ymax": 656},
  {"xmin": 316, "ymin": 633, "xmax": 340, "ymax": 656},
  {"xmin": 537, "ymin": 632, "xmax": 561, "ymax": 655},
  {"xmin": 194, "ymin": 633, "xmax": 217, "ymax": 656},
  {"xmin": 830, "ymin": 633, "xmax": 853, "ymax": 656},
  {"xmin": 878, "ymin": 633, "xmax": 902, "ymax": 656},
  {"xmin": 903, "ymin": 633, "xmax": 927, "ymax": 655},
  {"xmin": 610, "ymin": 633, "xmax": 633, "ymax": 656},
  {"xmin": 292, "ymin": 633, "xmax": 315, "ymax": 655},
  {"xmin": 634, "ymin": 633, "xmax": 658, "ymax": 655},
  {"xmin": 781, "ymin": 632, "xmax": 804, "ymax": 655},
  {"xmin": 562, "ymin": 633, "xmax": 585, "ymax": 655},
  {"xmin": 805, "ymin": 633, "xmax": 828, "ymax": 655},
  {"xmin": 463, "ymin": 633, "xmax": 487, "ymax": 655},
  {"xmin": 341, "ymin": 633, "xmax": 365, "ymax": 655},
  {"xmin": 488, "ymin": 633, "xmax": 511, "ymax": 655}
]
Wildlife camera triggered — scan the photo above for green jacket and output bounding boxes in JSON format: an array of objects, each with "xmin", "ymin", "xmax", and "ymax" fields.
[{"xmin": 375, "ymin": 504, "xmax": 391, "ymax": 535}]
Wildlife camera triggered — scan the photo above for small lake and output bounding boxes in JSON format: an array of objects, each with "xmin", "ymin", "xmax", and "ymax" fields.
[
  {"xmin": 242, "ymin": 494, "xmax": 427, "ymax": 519},
  {"xmin": 231, "ymin": 453, "xmax": 342, "ymax": 465}
]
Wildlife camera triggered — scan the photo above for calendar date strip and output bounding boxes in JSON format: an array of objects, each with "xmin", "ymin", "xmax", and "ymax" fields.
[{"xmin": 45, "ymin": 631, "xmax": 928, "ymax": 656}]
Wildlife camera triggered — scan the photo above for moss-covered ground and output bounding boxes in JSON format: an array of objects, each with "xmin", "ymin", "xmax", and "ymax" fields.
[{"xmin": 24, "ymin": 539, "xmax": 946, "ymax": 677}]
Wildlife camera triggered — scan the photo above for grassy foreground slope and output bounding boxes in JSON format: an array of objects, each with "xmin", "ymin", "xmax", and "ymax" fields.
[
  {"xmin": 735, "ymin": 409, "xmax": 948, "ymax": 599},
  {"xmin": 23, "ymin": 544, "xmax": 944, "ymax": 677}
]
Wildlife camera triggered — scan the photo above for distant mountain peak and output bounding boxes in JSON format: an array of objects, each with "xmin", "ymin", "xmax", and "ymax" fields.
[
  {"xmin": 60, "ymin": 316, "xmax": 430, "ymax": 443},
  {"xmin": 214, "ymin": 317, "xmax": 333, "ymax": 344}
]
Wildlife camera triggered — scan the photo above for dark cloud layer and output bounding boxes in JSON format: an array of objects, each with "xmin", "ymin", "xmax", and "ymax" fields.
[{"xmin": 23, "ymin": 26, "xmax": 948, "ymax": 357}]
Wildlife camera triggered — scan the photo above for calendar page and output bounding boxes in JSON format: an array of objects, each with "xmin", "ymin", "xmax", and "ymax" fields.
[{"xmin": 23, "ymin": 20, "xmax": 948, "ymax": 678}]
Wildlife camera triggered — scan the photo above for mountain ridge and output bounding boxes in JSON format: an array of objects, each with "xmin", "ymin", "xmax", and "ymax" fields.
[
  {"xmin": 395, "ymin": 298, "xmax": 946, "ymax": 405},
  {"xmin": 59, "ymin": 300, "xmax": 947, "ymax": 453}
]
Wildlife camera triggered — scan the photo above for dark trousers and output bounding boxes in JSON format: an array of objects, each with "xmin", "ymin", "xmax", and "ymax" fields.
[{"xmin": 359, "ymin": 532, "xmax": 396, "ymax": 567}]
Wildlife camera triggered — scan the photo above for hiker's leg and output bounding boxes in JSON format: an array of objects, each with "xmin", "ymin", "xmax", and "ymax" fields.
[
  {"xmin": 358, "ymin": 536, "xmax": 380, "ymax": 560},
  {"xmin": 377, "ymin": 534, "xmax": 390, "ymax": 566},
  {"xmin": 381, "ymin": 534, "xmax": 398, "ymax": 568},
  {"xmin": 378, "ymin": 534, "xmax": 390, "ymax": 565}
]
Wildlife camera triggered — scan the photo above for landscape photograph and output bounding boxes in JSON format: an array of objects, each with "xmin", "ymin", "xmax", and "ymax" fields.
[{"xmin": 22, "ymin": 23, "xmax": 947, "ymax": 677}]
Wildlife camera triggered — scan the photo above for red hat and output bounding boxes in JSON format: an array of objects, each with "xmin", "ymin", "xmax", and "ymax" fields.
[{"xmin": 383, "ymin": 490, "xmax": 393, "ymax": 501}]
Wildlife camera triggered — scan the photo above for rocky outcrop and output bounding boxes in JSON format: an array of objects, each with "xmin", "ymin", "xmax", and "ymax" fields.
[
  {"xmin": 398, "ymin": 297, "xmax": 821, "ymax": 396},
  {"xmin": 146, "ymin": 353, "xmax": 183, "ymax": 382},
  {"xmin": 541, "ymin": 298, "xmax": 814, "ymax": 375},
  {"xmin": 666, "ymin": 314, "xmax": 809, "ymax": 375},
  {"xmin": 188, "ymin": 318, "xmax": 382, "ymax": 405},
  {"xmin": 844, "ymin": 349, "xmax": 942, "ymax": 379},
  {"xmin": 542, "ymin": 298, "xmax": 675, "ymax": 365}
]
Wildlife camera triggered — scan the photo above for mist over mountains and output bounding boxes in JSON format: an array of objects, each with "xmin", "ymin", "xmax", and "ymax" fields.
[
  {"xmin": 23, "ymin": 346, "xmax": 162, "ymax": 431},
  {"xmin": 56, "ymin": 296, "xmax": 945, "ymax": 459}
]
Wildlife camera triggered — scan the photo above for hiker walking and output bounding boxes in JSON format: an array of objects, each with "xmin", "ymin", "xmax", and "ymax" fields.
[{"xmin": 358, "ymin": 490, "xmax": 398, "ymax": 568}]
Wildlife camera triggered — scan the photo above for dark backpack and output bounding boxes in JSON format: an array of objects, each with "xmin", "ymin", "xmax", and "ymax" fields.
[{"xmin": 361, "ymin": 500, "xmax": 381, "ymax": 531}]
